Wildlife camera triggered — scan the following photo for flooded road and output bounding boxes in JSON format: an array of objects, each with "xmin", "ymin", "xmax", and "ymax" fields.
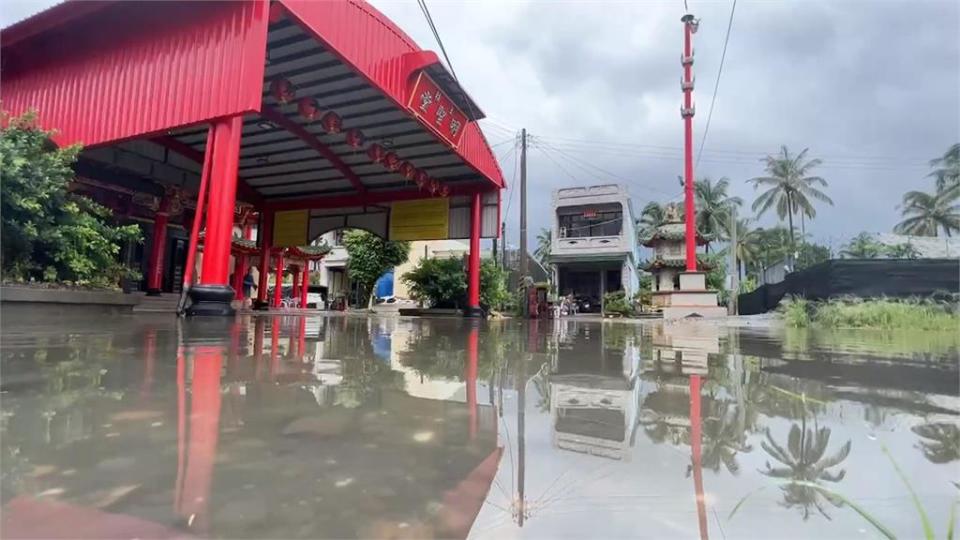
[{"xmin": 1, "ymin": 313, "xmax": 957, "ymax": 539}]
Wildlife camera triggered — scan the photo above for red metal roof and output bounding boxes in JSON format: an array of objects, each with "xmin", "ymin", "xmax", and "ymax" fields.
[{"xmin": 1, "ymin": 0, "xmax": 505, "ymax": 197}]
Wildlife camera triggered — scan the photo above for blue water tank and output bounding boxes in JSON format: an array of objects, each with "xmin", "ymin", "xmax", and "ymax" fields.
[{"xmin": 375, "ymin": 269, "xmax": 394, "ymax": 299}]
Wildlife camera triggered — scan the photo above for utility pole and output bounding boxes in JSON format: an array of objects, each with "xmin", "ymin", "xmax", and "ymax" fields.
[
  {"xmin": 681, "ymin": 13, "xmax": 699, "ymax": 273},
  {"xmin": 728, "ymin": 205, "xmax": 738, "ymax": 315},
  {"xmin": 519, "ymin": 128, "xmax": 529, "ymax": 317},
  {"xmin": 500, "ymin": 222, "xmax": 506, "ymax": 270}
]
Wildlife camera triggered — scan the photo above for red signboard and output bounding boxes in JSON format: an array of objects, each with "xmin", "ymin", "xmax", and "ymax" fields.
[{"xmin": 407, "ymin": 72, "xmax": 468, "ymax": 148}]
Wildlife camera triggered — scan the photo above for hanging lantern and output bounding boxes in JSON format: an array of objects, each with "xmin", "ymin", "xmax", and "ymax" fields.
[
  {"xmin": 367, "ymin": 143, "xmax": 386, "ymax": 163},
  {"xmin": 439, "ymin": 184, "xmax": 451, "ymax": 197},
  {"xmin": 320, "ymin": 111, "xmax": 342, "ymax": 134},
  {"xmin": 345, "ymin": 128, "xmax": 365, "ymax": 149},
  {"xmin": 428, "ymin": 179, "xmax": 440, "ymax": 195},
  {"xmin": 399, "ymin": 161, "xmax": 416, "ymax": 181},
  {"xmin": 297, "ymin": 97, "xmax": 320, "ymax": 122},
  {"xmin": 383, "ymin": 152, "xmax": 401, "ymax": 171},
  {"xmin": 270, "ymin": 77, "xmax": 296, "ymax": 104},
  {"xmin": 415, "ymin": 170, "xmax": 429, "ymax": 190}
]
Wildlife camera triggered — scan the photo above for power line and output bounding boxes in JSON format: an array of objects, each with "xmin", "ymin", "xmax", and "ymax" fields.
[
  {"xmin": 696, "ymin": 0, "xmax": 737, "ymax": 168},
  {"xmin": 417, "ymin": 0, "xmax": 458, "ymax": 81}
]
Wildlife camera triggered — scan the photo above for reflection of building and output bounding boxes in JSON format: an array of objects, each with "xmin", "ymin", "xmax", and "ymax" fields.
[
  {"xmin": 549, "ymin": 321, "xmax": 642, "ymax": 460},
  {"xmin": 548, "ymin": 185, "xmax": 640, "ymax": 304},
  {"xmin": 647, "ymin": 323, "xmax": 720, "ymax": 377}
]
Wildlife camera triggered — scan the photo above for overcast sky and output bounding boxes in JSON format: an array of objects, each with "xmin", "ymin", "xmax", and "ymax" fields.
[{"xmin": 4, "ymin": 1, "xmax": 958, "ymax": 252}]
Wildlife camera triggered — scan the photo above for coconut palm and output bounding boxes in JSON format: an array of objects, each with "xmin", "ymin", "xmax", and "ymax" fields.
[
  {"xmin": 840, "ymin": 232, "xmax": 883, "ymax": 259},
  {"xmin": 695, "ymin": 177, "xmax": 742, "ymax": 251},
  {"xmin": 699, "ymin": 402, "xmax": 753, "ymax": 476},
  {"xmin": 894, "ymin": 188, "xmax": 960, "ymax": 237},
  {"xmin": 761, "ymin": 415, "xmax": 852, "ymax": 520},
  {"xmin": 911, "ymin": 423, "xmax": 960, "ymax": 464},
  {"xmin": 929, "ymin": 143, "xmax": 960, "ymax": 194},
  {"xmin": 534, "ymin": 228, "xmax": 551, "ymax": 266},
  {"xmin": 728, "ymin": 218, "xmax": 761, "ymax": 278},
  {"xmin": 638, "ymin": 201, "xmax": 668, "ymax": 239},
  {"xmin": 748, "ymin": 146, "xmax": 834, "ymax": 252}
]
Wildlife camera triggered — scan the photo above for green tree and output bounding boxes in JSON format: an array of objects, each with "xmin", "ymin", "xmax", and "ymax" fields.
[
  {"xmin": 730, "ymin": 218, "xmax": 761, "ymax": 278},
  {"xmin": 638, "ymin": 201, "xmax": 669, "ymax": 238},
  {"xmin": 535, "ymin": 228, "xmax": 552, "ymax": 267},
  {"xmin": 402, "ymin": 257, "xmax": 508, "ymax": 312},
  {"xmin": 884, "ymin": 242, "xmax": 921, "ymax": 259},
  {"xmin": 342, "ymin": 229, "xmax": 409, "ymax": 307},
  {"xmin": 748, "ymin": 146, "xmax": 834, "ymax": 253},
  {"xmin": 795, "ymin": 241, "xmax": 830, "ymax": 269},
  {"xmin": 1, "ymin": 111, "xmax": 141, "ymax": 286},
  {"xmin": 695, "ymin": 177, "xmax": 742, "ymax": 251},
  {"xmin": 840, "ymin": 232, "xmax": 883, "ymax": 259},
  {"xmin": 928, "ymin": 143, "xmax": 960, "ymax": 194},
  {"xmin": 894, "ymin": 188, "xmax": 960, "ymax": 237}
]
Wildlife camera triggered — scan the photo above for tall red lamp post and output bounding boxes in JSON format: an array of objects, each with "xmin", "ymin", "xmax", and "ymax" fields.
[{"xmin": 681, "ymin": 13, "xmax": 699, "ymax": 273}]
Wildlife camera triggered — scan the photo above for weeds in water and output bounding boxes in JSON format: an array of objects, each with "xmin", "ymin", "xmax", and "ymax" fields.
[{"xmin": 779, "ymin": 296, "xmax": 959, "ymax": 331}]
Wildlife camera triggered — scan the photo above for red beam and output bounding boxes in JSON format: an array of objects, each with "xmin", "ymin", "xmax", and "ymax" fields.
[
  {"xmin": 259, "ymin": 105, "xmax": 367, "ymax": 196},
  {"xmin": 151, "ymin": 136, "xmax": 263, "ymax": 207},
  {"xmin": 264, "ymin": 185, "xmax": 488, "ymax": 212}
]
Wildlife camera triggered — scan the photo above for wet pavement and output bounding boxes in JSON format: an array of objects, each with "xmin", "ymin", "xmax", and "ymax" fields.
[{"xmin": 1, "ymin": 311, "xmax": 957, "ymax": 539}]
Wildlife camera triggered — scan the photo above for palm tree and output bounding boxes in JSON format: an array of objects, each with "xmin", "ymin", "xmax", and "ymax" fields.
[
  {"xmin": 728, "ymin": 218, "xmax": 761, "ymax": 278},
  {"xmin": 894, "ymin": 188, "xmax": 960, "ymax": 237},
  {"xmin": 748, "ymin": 146, "xmax": 834, "ymax": 252},
  {"xmin": 534, "ymin": 228, "xmax": 551, "ymax": 266},
  {"xmin": 929, "ymin": 143, "xmax": 960, "ymax": 193},
  {"xmin": 699, "ymin": 402, "xmax": 753, "ymax": 476},
  {"xmin": 761, "ymin": 415, "xmax": 852, "ymax": 520},
  {"xmin": 695, "ymin": 177, "xmax": 743, "ymax": 252},
  {"xmin": 840, "ymin": 232, "xmax": 883, "ymax": 258},
  {"xmin": 638, "ymin": 201, "xmax": 668, "ymax": 238}
]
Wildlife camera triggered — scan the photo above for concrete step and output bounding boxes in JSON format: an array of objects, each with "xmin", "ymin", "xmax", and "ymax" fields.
[{"xmin": 132, "ymin": 292, "xmax": 182, "ymax": 313}]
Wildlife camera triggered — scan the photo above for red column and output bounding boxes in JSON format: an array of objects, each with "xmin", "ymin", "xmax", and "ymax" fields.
[
  {"xmin": 466, "ymin": 192, "xmax": 482, "ymax": 317},
  {"xmin": 256, "ymin": 212, "xmax": 274, "ymax": 307},
  {"xmin": 291, "ymin": 265, "xmax": 301, "ymax": 306},
  {"xmin": 466, "ymin": 324, "xmax": 479, "ymax": 439},
  {"xmin": 146, "ymin": 195, "xmax": 171, "ymax": 295},
  {"xmin": 199, "ymin": 116, "xmax": 242, "ymax": 286},
  {"xmin": 300, "ymin": 264, "xmax": 310, "ymax": 308},
  {"xmin": 141, "ymin": 327, "xmax": 157, "ymax": 398},
  {"xmin": 682, "ymin": 15, "xmax": 698, "ymax": 273},
  {"xmin": 272, "ymin": 252, "xmax": 284, "ymax": 308},
  {"xmin": 253, "ymin": 317, "xmax": 265, "ymax": 380},
  {"xmin": 270, "ymin": 317, "xmax": 280, "ymax": 377}
]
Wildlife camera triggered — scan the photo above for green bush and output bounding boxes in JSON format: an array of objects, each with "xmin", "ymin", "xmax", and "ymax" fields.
[
  {"xmin": 1, "ymin": 111, "xmax": 142, "ymax": 288},
  {"xmin": 402, "ymin": 257, "xmax": 508, "ymax": 311},
  {"xmin": 779, "ymin": 296, "xmax": 958, "ymax": 331},
  {"xmin": 603, "ymin": 290, "xmax": 634, "ymax": 316}
]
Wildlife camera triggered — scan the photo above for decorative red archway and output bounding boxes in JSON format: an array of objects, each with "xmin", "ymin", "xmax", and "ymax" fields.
[{"xmin": 2, "ymin": 0, "xmax": 505, "ymax": 317}]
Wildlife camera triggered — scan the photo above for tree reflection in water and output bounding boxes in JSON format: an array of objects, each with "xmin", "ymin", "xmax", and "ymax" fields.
[
  {"xmin": 760, "ymin": 410, "xmax": 852, "ymax": 520},
  {"xmin": 911, "ymin": 423, "xmax": 960, "ymax": 464},
  {"xmin": 698, "ymin": 402, "xmax": 753, "ymax": 476}
]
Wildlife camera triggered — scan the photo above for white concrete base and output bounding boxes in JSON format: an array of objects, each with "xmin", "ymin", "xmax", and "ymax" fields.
[
  {"xmin": 679, "ymin": 271, "xmax": 706, "ymax": 291},
  {"xmin": 662, "ymin": 305, "xmax": 728, "ymax": 319},
  {"xmin": 656, "ymin": 271, "xmax": 726, "ymax": 319}
]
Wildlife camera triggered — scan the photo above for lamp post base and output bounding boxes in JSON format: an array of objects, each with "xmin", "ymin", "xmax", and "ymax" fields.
[{"xmin": 186, "ymin": 284, "xmax": 236, "ymax": 316}]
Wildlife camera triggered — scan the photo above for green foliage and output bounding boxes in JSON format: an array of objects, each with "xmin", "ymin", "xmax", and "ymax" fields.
[
  {"xmin": 885, "ymin": 242, "xmax": 922, "ymax": 259},
  {"xmin": 535, "ymin": 228, "xmax": 551, "ymax": 267},
  {"xmin": 602, "ymin": 290, "xmax": 633, "ymax": 315},
  {"xmin": 342, "ymin": 229, "xmax": 409, "ymax": 305},
  {"xmin": 1, "ymin": 111, "xmax": 141, "ymax": 287},
  {"xmin": 928, "ymin": 143, "xmax": 960, "ymax": 195},
  {"xmin": 841, "ymin": 232, "xmax": 884, "ymax": 259},
  {"xmin": 402, "ymin": 256, "xmax": 508, "ymax": 311},
  {"xmin": 780, "ymin": 296, "xmax": 958, "ymax": 331},
  {"xmin": 895, "ymin": 186, "xmax": 959, "ymax": 238},
  {"xmin": 695, "ymin": 176, "xmax": 742, "ymax": 248}
]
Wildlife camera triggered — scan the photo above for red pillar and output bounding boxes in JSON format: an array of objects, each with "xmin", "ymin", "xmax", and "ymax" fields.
[
  {"xmin": 141, "ymin": 327, "xmax": 157, "ymax": 398},
  {"xmin": 146, "ymin": 194, "xmax": 171, "ymax": 295},
  {"xmin": 465, "ymin": 192, "xmax": 482, "ymax": 317},
  {"xmin": 270, "ymin": 317, "xmax": 280, "ymax": 377},
  {"xmin": 682, "ymin": 14, "xmax": 698, "ymax": 273},
  {"xmin": 272, "ymin": 252, "xmax": 284, "ymax": 308},
  {"xmin": 300, "ymin": 264, "xmax": 310, "ymax": 308},
  {"xmin": 256, "ymin": 212, "xmax": 274, "ymax": 308},
  {"xmin": 188, "ymin": 116, "xmax": 242, "ymax": 315},
  {"xmin": 291, "ymin": 265, "xmax": 301, "ymax": 306},
  {"xmin": 253, "ymin": 317, "xmax": 265, "ymax": 380}
]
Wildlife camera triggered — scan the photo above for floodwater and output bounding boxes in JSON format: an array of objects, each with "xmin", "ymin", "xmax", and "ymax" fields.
[{"xmin": 1, "ymin": 311, "xmax": 957, "ymax": 539}]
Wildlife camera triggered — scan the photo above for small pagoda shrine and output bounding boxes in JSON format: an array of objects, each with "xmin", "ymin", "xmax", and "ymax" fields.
[{"xmin": 642, "ymin": 205, "xmax": 726, "ymax": 318}]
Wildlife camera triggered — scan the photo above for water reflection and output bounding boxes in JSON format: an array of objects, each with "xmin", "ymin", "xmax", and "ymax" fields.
[{"xmin": 1, "ymin": 313, "xmax": 957, "ymax": 539}]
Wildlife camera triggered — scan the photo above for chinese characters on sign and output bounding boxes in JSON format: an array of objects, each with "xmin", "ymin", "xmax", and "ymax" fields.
[{"xmin": 408, "ymin": 73, "xmax": 468, "ymax": 148}]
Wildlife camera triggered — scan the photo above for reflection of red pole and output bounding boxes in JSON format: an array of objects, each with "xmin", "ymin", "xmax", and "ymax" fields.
[
  {"xmin": 681, "ymin": 13, "xmax": 698, "ymax": 272},
  {"xmin": 141, "ymin": 328, "xmax": 157, "ymax": 398},
  {"xmin": 178, "ymin": 346, "xmax": 223, "ymax": 532},
  {"xmin": 300, "ymin": 264, "xmax": 310, "ymax": 308},
  {"xmin": 465, "ymin": 192, "xmax": 482, "ymax": 317},
  {"xmin": 690, "ymin": 374, "xmax": 709, "ymax": 540},
  {"xmin": 466, "ymin": 325, "xmax": 479, "ymax": 439},
  {"xmin": 298, "ymin": 317, "xmax": 307, "ymax": 360},
  {"xmin": 253, "ymin": 317, "xmax": 265, "ymax": 380},
  {"xmin": 174, "ymin": 347, "xmax": 186, "ymax": 509},
  {"xmin": 270, "ymin": 317, "xmax": 280, "ymax": 377},
  {"xmin": 291, "ymin": 265, "xmax": 301, "ymax": 306}
]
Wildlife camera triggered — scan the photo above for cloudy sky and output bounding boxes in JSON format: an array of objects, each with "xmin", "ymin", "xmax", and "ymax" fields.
[{"xmin": 4, "ymin": 1, "xmax": 958, "ymax": 253}]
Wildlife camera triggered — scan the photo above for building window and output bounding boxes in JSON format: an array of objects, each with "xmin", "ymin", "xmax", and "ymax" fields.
[{"xmin": 558, "ymin": 211, "xmax": 622, "ymax": 238}]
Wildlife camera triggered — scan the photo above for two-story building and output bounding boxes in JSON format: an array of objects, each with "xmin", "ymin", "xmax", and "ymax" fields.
[{"xmin": 548, "ymin": 185, "xmax": 640, "ymax": 309}]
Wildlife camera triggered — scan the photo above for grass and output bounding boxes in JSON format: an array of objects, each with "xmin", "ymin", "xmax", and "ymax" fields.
[{"xmin": 779, "ymin": 296, "xmax": 959, "ymax": 331}]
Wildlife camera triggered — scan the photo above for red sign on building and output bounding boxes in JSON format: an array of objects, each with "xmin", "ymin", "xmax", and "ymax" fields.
[{"xmin": 407, "ymin": 73, "xmax": 468, "ymax": 148}]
